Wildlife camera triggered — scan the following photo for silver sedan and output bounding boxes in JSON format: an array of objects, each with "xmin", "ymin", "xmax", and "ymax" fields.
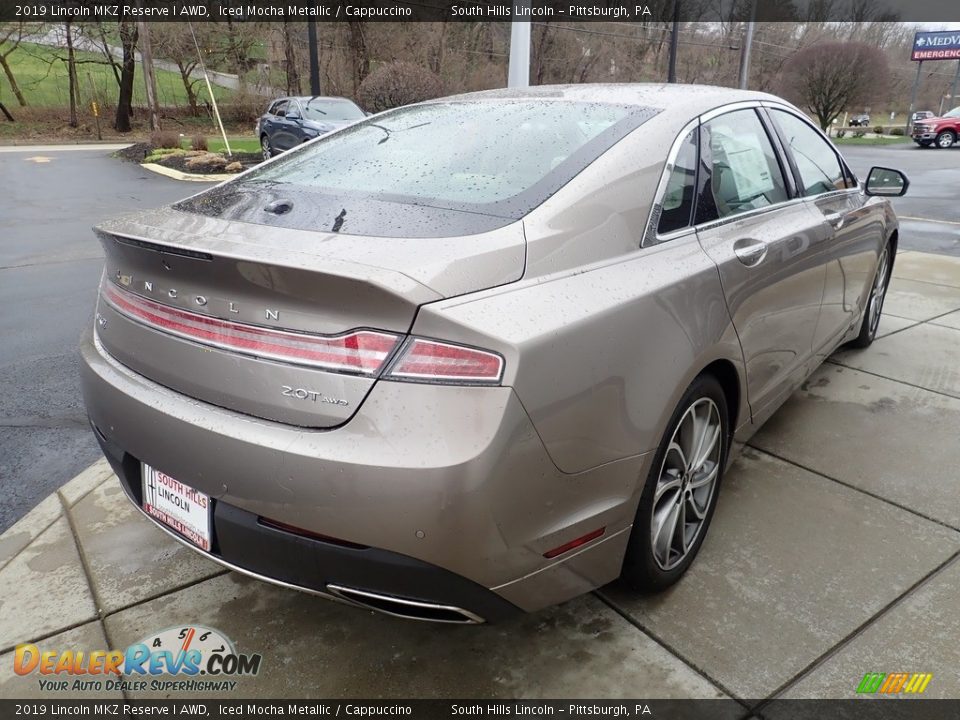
[{"xmin": 81, "ymin": 84, "xmax": 907, "ymax": 623}]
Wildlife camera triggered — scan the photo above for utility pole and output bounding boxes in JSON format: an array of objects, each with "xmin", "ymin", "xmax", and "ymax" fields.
[
  {"xmin": 667, "ymin": 1, "xmax": 679, "ymax": 83},
  {"xmin": 738, "ymin": 0, "xmax": 757, "ymax": 90},
  {"xmin": 307, "ymin": 19, "xmax": 320, "ymax": 96},
  {"xmin": 138, "ymin": 19, "xmax": 161, "ymax": 131},
  {"xmin": 508, "ymin": 0, "xmax": 531, "ymax": 88},
  {"xmin": 906, "ymin": 60, "xmax": 923, "ymax": 135}
]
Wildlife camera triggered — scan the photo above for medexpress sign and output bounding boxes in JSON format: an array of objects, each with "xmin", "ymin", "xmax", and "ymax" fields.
[{"xmin": 912, "ymin": 31, "xmax": 960, "ymax": 61}]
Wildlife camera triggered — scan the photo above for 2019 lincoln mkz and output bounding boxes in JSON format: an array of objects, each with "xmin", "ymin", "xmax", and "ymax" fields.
[{"xmin": 80, "ymin": 84, "xmax": 908, "ymax": 624}]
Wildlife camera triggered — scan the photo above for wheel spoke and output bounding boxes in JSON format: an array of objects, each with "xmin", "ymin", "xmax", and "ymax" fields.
[
  {"xmin": 653, "ymin": 501, "xmax": 681, "ymax": 565},
  {"xmin": 688, "ymin": 460, "xmax": 719, "ymax": 490},
  {"xmin": 691, "ymin": 420, "xmax": 720, "ymax": 471},
  {"xmin": 665, "ymin": 440, "xmax": 687, "ymax": 474},
  {"xmin": 655, "ymin": 470, "xmax": 683, "ymax": 505},
  {"xmin": 676, "ymin": 497, "xmax": 689, "ymax": 554}
]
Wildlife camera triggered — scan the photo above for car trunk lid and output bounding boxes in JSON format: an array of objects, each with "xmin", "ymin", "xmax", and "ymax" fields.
[{"xmin": 93, "ymin": 206, "xmax": 524, "ymax": 427}]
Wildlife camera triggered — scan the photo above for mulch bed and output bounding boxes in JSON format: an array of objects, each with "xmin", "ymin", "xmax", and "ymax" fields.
[
  {"xmin": 153, "ymin": 151, "xmax": 262, "ymax": 175},
  {"xmin": 115, "ymin": 143, "xmax": 262, "ymax": 175}
]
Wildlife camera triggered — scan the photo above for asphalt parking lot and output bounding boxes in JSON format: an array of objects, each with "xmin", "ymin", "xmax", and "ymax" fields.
[
  {"xmin": 0, "ymin": 146, "xmax": 214, "ymax": 531},
  {"xmin": 1, "ymin": 141, "xmax": 959, "ymax": 705}
]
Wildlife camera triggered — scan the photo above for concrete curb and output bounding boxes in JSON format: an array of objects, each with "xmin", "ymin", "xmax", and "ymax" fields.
[{"xmin": 140, "ymin": 162, "xmax": 235, "ymax": 183}]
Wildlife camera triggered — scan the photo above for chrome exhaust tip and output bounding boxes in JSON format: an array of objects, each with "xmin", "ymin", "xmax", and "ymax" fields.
[{"xmin": 326, "ymin": 584, "xmax": 485, "ymax": 624}]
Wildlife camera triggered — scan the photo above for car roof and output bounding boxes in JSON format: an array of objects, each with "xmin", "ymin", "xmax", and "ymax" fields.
[{"xmin": 432, "ymin": 83, "xmax": 789, "ymax": 121}]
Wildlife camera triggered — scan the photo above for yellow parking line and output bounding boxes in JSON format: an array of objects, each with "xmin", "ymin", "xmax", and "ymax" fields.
[{"xmin": 899, "ymin": 215, "xmax": 960, "ymax": 226}]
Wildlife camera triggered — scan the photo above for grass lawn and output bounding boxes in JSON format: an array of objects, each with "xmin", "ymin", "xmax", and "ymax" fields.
[
  {"xmin": 202, "ymin": 136, "xmax": 259, "ymax": 154},
  {"xmin": 188, "ymin": 138, "xmax": 260, "ymax": 152},
  {"xmin": 2, "ymin": 42, "xmax": 234, "ymax": 109},
  {"xmin": 833, "ymin": 135, "xmax": 912, "ymax": 146}
]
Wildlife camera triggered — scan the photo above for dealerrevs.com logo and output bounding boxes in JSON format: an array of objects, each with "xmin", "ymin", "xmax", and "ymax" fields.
[
  {"xmin": 14, "ymin": 625, "xmax": 262, "ymax": 693},
  {"xmin": 856, "ymin": 672, "xmax": 933, "ymax": 695}
]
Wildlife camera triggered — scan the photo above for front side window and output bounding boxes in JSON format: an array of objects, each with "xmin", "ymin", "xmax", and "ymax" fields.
[
  {"xmin": 699, "ymin": 109, "xmax": 789, "ymax": 221},
  {"xmin": 656, "ymin": 129, "xmax": 698, "ymax": 235},
  {"xmin": 770, "ymin": 109, "xmax": 846, "ymax": 196}
]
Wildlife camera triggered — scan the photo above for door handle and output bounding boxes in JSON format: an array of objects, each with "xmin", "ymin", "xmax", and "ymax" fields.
[
  {"xmin": 733, "ymin": 238, "xmax": 768, "ymax": 267},
  {"xmin": 824, "ymin": 212, "xmax": 846, "ymax": 230}
]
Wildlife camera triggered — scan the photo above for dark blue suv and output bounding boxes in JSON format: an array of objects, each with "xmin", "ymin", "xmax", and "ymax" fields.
[{"xmin": 257, "ymin": 96, "xmax": 366, "ymax": 160}]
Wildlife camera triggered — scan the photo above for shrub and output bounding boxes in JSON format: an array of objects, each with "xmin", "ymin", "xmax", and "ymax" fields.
[
  {"xmin": 191, "ymin": 134, "xmax": 208, "ymax": 152},
  {"xmin": 357, "ymin": 61, "xmax": 443, "ymax": 113},
  {"xmin": 890, "ymin": 127, "xmax": 905, "ymax": 136},
  {"xmin": 853, "ymin": 129, "xmax": 866, "ymax": 138},
  {"xmin": 226, "ymin": 92, "xmax": 265, "ymax": 124},
  {"xmin": 835, "ymin": 129, "xmax": 847, "ymax": 138},
  {"xmin": 149, "ymin": 130, "xmax": 181, "ymax": 149},
  {"xmin": 873, "ymin": 126, "xmax": 885, "ymax": 135}
]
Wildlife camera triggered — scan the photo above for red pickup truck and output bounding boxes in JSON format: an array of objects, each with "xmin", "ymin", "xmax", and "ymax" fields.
[{"xmin": 913, "ymin": 106, "xmax": 960, "ymax": 148}]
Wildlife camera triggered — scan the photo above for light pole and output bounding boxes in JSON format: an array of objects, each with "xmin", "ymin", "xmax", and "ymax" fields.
[{"xmin": 508, "ymin": 0, "xmax": 531, "ymax": 88}]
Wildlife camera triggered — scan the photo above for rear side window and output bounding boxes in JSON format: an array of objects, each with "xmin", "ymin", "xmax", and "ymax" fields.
[
  {"xmin": 699, "ymin": 109, "xmax": 788, "ymax": 221},
  {"xmin": 770, "ymin": 109, "xmax": 847, "ymax": 196},
  {"xmin": 656, "ymin": 129, "xmax": 698, "ymax": 235}
]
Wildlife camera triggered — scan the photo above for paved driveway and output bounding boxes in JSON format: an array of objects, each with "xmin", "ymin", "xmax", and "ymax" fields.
[{"xmin": 3, "ymin": 250, "xmax": 960, "ymax": 705}]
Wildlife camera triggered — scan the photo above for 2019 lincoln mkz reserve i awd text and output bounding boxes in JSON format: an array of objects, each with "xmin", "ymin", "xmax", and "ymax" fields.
[{"xmin": 80, "ymin": 84, "xmax": 908, "ymax": 623}]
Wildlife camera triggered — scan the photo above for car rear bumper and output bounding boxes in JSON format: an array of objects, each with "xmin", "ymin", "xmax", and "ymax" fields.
[{"xmin": 80, "ymin": 328, "xmax": 647, "ymax": 619}]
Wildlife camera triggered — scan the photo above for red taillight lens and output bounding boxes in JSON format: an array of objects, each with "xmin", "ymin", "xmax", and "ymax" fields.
[
  {"xmin": 101, "ymin": 282, "xmax": 400, "ymax": 375},
  {"xmin": 386, "ymin": 338, "xmax": 504, "ymax": 384}
]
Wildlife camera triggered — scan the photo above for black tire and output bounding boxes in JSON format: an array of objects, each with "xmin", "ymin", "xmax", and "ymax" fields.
[
  {"xmin": 848, "ymin": 241, "xmax": 892, "ymax": 349},
  {"xmin": 260, "ymin": 134, "xmax": 273, "ymax": 161},
  {"xmin": 936, "ymin": 130, "xmax": 956, "ymax": 149},
  {"xmin": 919, "ymin": 141, "xmax": 932, "ymax": 148},
  {"xmin": 621, "ymin": 374, "xmax": 729, "ymax": 592}
]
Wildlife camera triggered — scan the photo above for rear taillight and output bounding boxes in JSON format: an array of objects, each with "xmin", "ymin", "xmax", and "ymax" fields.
[
  {"xmin": 385, "ymin": 338, "xmax": 504, "ymax": 384},
  {"xmin": 101, "ymin": 282, "xmax": 399, "ymax": 375},
  {"xmin": 102, "ymin": 282, "xmax": 504, "ymax": 384}
]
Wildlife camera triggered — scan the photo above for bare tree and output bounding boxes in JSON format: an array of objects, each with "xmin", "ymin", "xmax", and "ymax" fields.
[
  {"xmin": 152, "ymin": 23, "xmax": 208, "ymax": 115},
  {"xmin": 282, "ymin": 20, "xmax": 302, "ymax": 95},
  {"xmin": 0, "ymin": 22, "xmax": 27, "ymax": 106},
  {"xmin": 347, "ymin": 21, "xmax": 370, "ymax": 95},
  {"xmin": 114, "ymin": 20, "xmax": 138, "ymax": 132},
  {"xmin": 65, "ymin": 21, "xmax": 79, "ymax": 127},
  {"xmin": 780, "ymin": 41, "xmax": 889, "ymax": 129}
]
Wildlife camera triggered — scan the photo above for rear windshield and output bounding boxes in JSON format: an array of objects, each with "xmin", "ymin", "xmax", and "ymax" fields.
[
  {"xmin": 177, "ymin": 100, "xmax": 658, "ymax": 237},
  {"xmin": 301, "ymin": 98, "xmax": 364, "ymax": 122}
]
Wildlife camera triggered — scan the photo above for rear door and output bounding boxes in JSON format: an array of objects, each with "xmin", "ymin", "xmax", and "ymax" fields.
[
  {"xmin": 764, "ymin": 106, "xmax": 879, "ymax": 361},
  {"xmin": 694, "ymin": 106, "xmax": 828, "ymax": 425}
]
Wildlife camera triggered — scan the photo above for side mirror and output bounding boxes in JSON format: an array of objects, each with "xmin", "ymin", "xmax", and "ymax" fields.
[{"xmin": 864, "ymin": 166, "xmax": 909, "ymax": 197}]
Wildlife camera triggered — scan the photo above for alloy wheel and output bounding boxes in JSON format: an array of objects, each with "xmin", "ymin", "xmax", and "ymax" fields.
[
  {"xmin": 937, "ymin": 132, "xmax": 955, "ymax": 149},
  {"xmin": 261, "ymin": 136, "xmax": 272, "ymax": 161},
  {"xmin": 650, "ymin": 397, "xmax": 722, "ymax": 571},
  {"xmin": 868, "ymin": 247, "xmax": 889, "ymax": 337}
]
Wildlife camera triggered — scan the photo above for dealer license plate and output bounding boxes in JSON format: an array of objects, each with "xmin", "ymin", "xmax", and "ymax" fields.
[{"xmin": 142, "ymin": 464, "xmax": 211, "ymax": 551}]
